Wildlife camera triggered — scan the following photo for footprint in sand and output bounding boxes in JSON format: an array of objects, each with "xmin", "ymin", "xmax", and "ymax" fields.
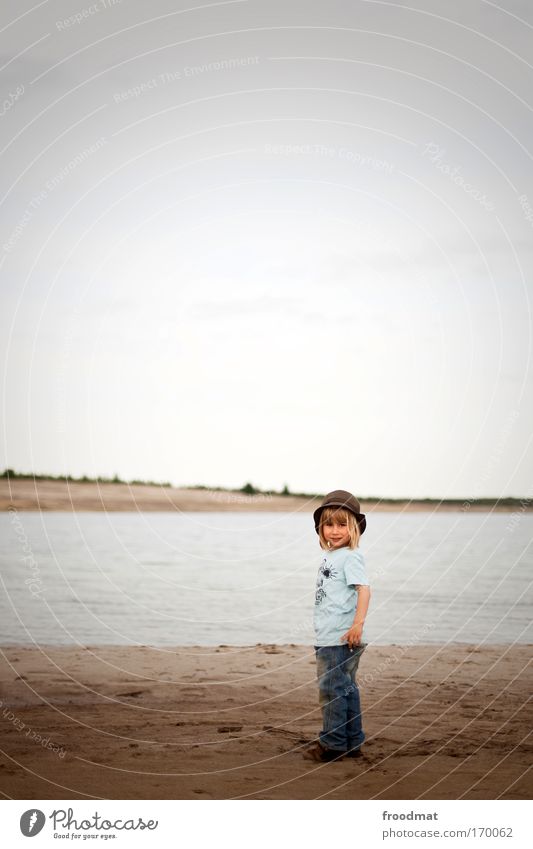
[{"xmin": 116, "ymin": 690, "xmax": 148, "ymax": 698}]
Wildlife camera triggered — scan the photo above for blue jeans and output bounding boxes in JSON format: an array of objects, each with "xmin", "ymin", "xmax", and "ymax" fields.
[{"xmin": 314, "ymin": 643, "xmax": 366, "ymax": 752}]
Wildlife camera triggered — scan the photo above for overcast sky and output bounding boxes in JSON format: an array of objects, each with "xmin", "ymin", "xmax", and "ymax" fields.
[{"xmin": 1, "ymin": 0, "xmax": 532, "ymax": 499}]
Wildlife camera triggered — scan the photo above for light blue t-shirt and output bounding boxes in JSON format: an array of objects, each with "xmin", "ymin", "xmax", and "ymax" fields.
[{"xmin": 313, "ymin": 546, "xmax": 369, "ymax": 647}]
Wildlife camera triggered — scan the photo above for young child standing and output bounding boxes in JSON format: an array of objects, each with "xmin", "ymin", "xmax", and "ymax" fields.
[{"xmin": 304, "ymin": 490, "xmax": 371, "ymax": 763}]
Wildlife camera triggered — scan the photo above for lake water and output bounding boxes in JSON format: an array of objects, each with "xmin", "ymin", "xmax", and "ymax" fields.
[{"xmin": 0, "ymin": 511, "xmax": 531, "ymax": 646}]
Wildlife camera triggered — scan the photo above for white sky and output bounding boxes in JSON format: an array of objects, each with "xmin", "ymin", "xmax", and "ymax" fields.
[{"xmin": 1, "ymin": 0, "xmax": 532, "ymax": 498}]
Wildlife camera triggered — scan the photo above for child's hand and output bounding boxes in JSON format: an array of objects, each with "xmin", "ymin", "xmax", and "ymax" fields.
[{"xmin": 341, "ymin": 623, "xmax": 363, "ymax": 648}]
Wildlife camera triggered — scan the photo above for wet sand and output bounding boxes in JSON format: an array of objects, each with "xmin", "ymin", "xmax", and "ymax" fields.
[{"xmin": 0, "ymin": 644, "xmax": 531, "ymax": 800}]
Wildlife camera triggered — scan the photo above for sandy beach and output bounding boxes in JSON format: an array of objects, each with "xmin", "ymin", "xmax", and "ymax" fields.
[
  {"xmin": 0, "ymin": 644, "xmax": 531, "ymax": 800},
  {"xmin": 0, "ymin": 478, "xmax": 526, "ymax": 512}
]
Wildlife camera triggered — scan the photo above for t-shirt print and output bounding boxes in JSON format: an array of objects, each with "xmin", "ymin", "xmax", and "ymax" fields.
[{"xmin": 315, "ymin": 558, "xmax": 337, "ymax": 606}]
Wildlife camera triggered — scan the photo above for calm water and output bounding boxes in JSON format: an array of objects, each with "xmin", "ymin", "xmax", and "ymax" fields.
[{"xmin": 0, "ymin": 511, "xmax": 531, "ymax": 646}]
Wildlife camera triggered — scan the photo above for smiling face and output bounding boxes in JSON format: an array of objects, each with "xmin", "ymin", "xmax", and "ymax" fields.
[{"xmin": 321, "ymin": 509, "xmax": 352, "ymax": 550}]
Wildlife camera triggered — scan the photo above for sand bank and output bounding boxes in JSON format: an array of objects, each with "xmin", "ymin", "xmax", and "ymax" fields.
[
  {"xmin": 0, "ymin": 479, "xmax": 524, "ymax": 512},
  {"xmin": 0, "ymin": 644, "xmax": 531, "ymax": 800}
]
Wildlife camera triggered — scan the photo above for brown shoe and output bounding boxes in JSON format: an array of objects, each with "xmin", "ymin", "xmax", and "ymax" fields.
[
  {"xmin": 303, "ymin": 743, "xmax": 346, "ymax": 763},
  {"xmin": 345, "ymin": 747, "xmax": 363, "ymax": 758}
]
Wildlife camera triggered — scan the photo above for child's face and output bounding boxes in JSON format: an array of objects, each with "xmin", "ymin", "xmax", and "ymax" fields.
[{"xmin": 322, "ymin": 514, "xmax": 351, "ymax": 549}]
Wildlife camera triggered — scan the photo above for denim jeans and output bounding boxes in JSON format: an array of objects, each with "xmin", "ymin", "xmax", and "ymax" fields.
[{"xmin": 314, "ymin": 643, "xmax": 366, "ymax": 752}]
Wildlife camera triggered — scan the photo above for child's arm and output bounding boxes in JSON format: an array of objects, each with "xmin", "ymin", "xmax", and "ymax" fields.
[{"xmin": 341, "ymin": 585, "xmax": 371, "ymax": 648}]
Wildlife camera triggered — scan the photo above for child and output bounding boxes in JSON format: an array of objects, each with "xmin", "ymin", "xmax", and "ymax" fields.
[{"xmin": 304, "ymin": 490, "xmax": 371, "ymax": 763}]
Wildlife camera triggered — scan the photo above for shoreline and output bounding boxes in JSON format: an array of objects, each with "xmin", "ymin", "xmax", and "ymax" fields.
[
  {"xmin": 1, "ymin": 479, "xmax": 528, "ymax": 512},
  {"xmin": 1, "ymin": 643, "xmax": 531, "ymax": 800},
  {"xmin": 2, "ymin": 641, "xmax": 532, "ymax": 649}
]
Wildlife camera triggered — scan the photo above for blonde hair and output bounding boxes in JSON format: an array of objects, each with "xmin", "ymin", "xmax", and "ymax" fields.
[{"xmin": 318, "ymin": 506, "xmax": 361, "ymax": 550}]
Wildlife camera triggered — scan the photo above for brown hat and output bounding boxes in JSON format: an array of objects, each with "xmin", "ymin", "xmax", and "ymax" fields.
[{"xmin": 313, "ymin": 489, "xmax": 366, "ymax": 535}]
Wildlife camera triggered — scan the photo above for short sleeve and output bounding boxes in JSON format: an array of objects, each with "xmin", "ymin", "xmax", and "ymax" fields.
[{"xmin": 344, "ymin": 550, "xmax": 369, "ymax": 587}]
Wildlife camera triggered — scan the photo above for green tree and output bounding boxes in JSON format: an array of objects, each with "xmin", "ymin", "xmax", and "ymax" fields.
[{"xmin": 241, "ymin": 482, "xmax": 257, "ymax": 495}]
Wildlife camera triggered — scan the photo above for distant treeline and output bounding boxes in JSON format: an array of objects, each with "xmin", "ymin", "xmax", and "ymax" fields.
[
  {"xmin": 0, "ymin": 471, "xmax": 300, "ymax": 497},
  {"xmin": 0, "ymin": 469, "xmax": 173, "ymax": 488},
  {"xmin": 0, "ymin": 470, "xmax": 529, "ymax": 507}
]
